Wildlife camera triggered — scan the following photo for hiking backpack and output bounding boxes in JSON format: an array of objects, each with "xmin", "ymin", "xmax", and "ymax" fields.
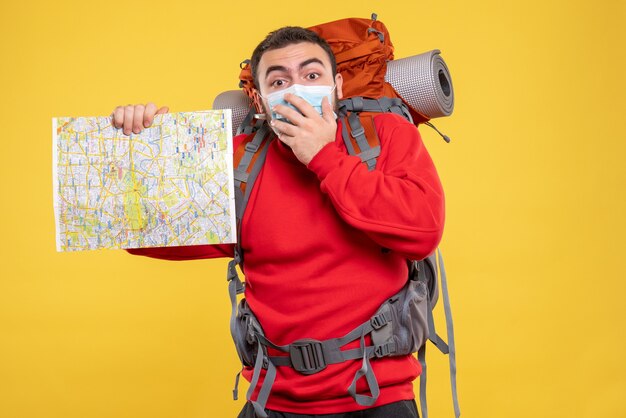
[{"xmin": 223, "ymin": 14, "xmax": 460, "ymax": 418}]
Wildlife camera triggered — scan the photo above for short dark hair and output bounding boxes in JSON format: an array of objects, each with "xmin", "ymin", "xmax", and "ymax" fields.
[{"xmin": 250, "ymin": 26, "xmax": 337, "ymax": 89}]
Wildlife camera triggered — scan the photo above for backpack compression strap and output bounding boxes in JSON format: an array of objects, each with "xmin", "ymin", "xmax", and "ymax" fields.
[
  {"xmin": 418, "ymin": 249, "xmax": 461, "ymax": 418},
  {"xmin": 339, "ymin": 96, "xmax": 413, "ymax": 122}
]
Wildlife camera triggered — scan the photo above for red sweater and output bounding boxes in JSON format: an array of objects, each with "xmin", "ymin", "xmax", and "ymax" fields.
[{"xmin": 127, "ymin": 113, "xmax": 445, "ymax": 414}]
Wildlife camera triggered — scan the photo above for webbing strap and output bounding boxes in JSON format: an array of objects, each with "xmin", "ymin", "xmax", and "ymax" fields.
[
  {"xmin": 262, "ymin": 301, "xmax": 380, "ymax": 353},
  {"xmin": 338, "ymin": 97, "xmax": 410, "ymax": 116},
  {"xmin": 426, "ymin": 298, "xmax": 449, "ymax": 355},
  {"xmin": 235, "ymin": 127, "xmax": 272, "ymax": 271},
  {"xmin": 237, "ymin": 108, "xmax": 257, "ymax": 136},
  {"xmin": 254, "ymin": 359, "xmax": 277, "ymax": 417},
  {"xmin": 335, "ymin": 315, "xmax": 379, "ymax": 348},
  {"xmin": 247, "ymin": 340, "xmax": 271, "ymax": 418},
  {"xmin": 377, "ymin": 97, "xmax": 414, "ymax": 123},
  {"xmin": 227, "ymin": 250, "xmax": 245, "ymax": 369},
  {"xmin": 346, "ymin": 332, "xmax": 380, "ymax": 406},
  {"xmin": 418, "ymin": 345, "xmax": 428, "ymax": 418},
  {"xmin": 347, "ymin": 112, "xmax": 379, "ymax": 171},
  {"xmin": 347, "ymin": 112, "xmax": 370, "ymax": 152},
  {"xmin": 437, "ymin": 249, "xmax": 461, "ymax": 418},
  {"xmin": 419, "ymin": 249, "xmax": 461, "ymax": 418},
  {"xmin": 340, "ymin": 116, "xmax": 357, "ymax": 156},
  {"xmin": 256, "ymin": 307, "xmax": 395, "ymax": 378},
  {"xmin": 260, "ymin": 313, "xmax": 380, "ymax": 367},
  {"xmin": 268, "ymin": 343, "xmax": 378, "ymax": 368},
  {"xmin": 253, "ymin": 318, "xmax": 386, "ymax": 406},
  {"xmin": 246, "ymin": 340, "xmax": 264, "ymax": 403},
  {"xmin": 238, "ymin": 130, "xmax": 270, "ymax": 223},
  {"xmin": 228, "ymin": 125, "xmax": 272, "ymax": 405},
  {"xmin": 234, "ymin": 123, "xmax": 270, "ymax": 218},
  {"xmin": 232, "ymin": 366, "xmax": 243, "ymax": 400}
]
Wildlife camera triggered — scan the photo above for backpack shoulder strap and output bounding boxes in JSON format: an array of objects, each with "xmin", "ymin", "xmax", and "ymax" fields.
[
  {"xmin": 227, "ymin": 122, "xmax": 272, "ymax": 355},
  {"xmin": 338, "ymin": 96, "xmax": 414, "ymax": 170},
  {"xmin": 340, "ymin": 113, "xmax": 380, "ymax": 171},
  {"xmin": 227, "ymin": 122, "xmax": 274, "ymax": 406},
  {"xmin": 232, "ymin": 122, "xmax": 273, "ymax": 267}
]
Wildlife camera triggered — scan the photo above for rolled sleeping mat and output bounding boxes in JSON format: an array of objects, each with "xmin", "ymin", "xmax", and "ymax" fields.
[
  {"xmin": 213, "ymin": 49, "xmax": 454, "ymax": 138},
  {"xmin": 213, "ymin": 91, "xmax": 253, "ymax": 138},
  {"xmin": 212, "ymin": 88, "xmax": 254, "ymax": 137},
  {"xmin": 386, "ymin": 49, "xmax": 454, "ymax": 118}
]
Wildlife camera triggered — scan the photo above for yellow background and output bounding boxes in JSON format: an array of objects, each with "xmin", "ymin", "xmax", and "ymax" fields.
[{"xmin": 1, "ymin": 0, "xmax": 624, "ymax": 417}]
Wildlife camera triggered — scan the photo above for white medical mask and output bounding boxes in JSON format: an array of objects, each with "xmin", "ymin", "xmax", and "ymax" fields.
[{"xmin": 260, "ymin": 84, "xmax": 336, "ymax": 122}]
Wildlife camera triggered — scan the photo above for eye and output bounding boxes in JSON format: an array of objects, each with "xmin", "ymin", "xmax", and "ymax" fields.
[
  {"xmin": 306, "ymin": 73, "xmax": 320, "ymax": 81},
  {"xmin": 271, "ymin": 79, "xmax": 286, "ymax": 88}
]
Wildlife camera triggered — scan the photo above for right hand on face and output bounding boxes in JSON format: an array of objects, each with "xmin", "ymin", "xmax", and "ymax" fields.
[{"xmin": 110, "ymin": 103, "xmax": 170, "ymax": 135}]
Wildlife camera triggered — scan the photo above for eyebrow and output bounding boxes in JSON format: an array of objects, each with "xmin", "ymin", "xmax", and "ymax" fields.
[{"xmin": 264, "ymin": 58, "xmax": 326, "ymax": 80}]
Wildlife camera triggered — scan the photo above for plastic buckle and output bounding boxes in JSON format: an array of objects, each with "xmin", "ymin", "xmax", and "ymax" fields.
[
  {"xmin": 374, "ymin": 342, "xmax": 396, "ymax": 358},
  {"xmin": 289, "ymin": 339, "xmax": 327, "ymax": 375},
  {"xmin": 351, "ymin": 126, "xmax": 365, "ymax": 138},
  {"xmin": 370, "ymin": 312, "xmax": 389, "ymax": 330},
  {"xmin": 233, "ymin": 168, "xmax": 249, "ymax": 184},
  {"xmin": 245, "ymin": 141, "xmax": 259, "ymax": 153}
]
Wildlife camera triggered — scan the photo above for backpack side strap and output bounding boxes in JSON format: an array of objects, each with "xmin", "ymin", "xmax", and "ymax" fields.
[
  {"xmin": 437, "ymin": 248, "xmax": 461, "ymax": 418},
  {"xmin": 417, "ymin": 249, "xmax": 461, "ymax": 418}
]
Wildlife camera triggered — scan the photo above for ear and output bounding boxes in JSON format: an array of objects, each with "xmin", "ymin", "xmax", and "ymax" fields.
[
  {"xmin": 252, "ymin": 88, "xmax": 264, "ymax": 114},
  {"xmin": 335, "ymin": 73, "xmax": 344, "ymax": 100}
]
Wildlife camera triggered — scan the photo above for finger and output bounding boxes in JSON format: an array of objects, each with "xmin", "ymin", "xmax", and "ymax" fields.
[
  {"xmin": 112, "ymin": 106, "xmax": 125, "ymax": 128},
  {"xmin": 321, "ymin": 96, "xmax": 334, "ymax": 123},
  {"xmin": 123, "ymin": 105, "xmax": 134, "ymax": 135},
  {"xmin": 272, "ymin": 103, "xmax": 305, "ymax": 126},
  {"xmin": 275, "ymin": 130, "xmax": 294, "ymax": 148},
  {"xmin": 283, "ymin": 93, "xmax": 319, "ymax": 119},
  {"xmin": 132, "ymin": 104, "xmax": 145, "ymax": 134},
  {"xmin": 143, "ymin": 102, "xmax": 157, "ymax": 128},
  {"xmin": 149, "ymin": 106, "xmax": 169, "ymax": 125},
  {"xmin": 271, "ymin": 118, "xmax": 298, "ymax": 137}
]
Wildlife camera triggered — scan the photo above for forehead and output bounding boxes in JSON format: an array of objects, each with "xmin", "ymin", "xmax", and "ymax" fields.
[{"xmin": 258, "ymin": 42, "xmax": 331, "ymax": 74}]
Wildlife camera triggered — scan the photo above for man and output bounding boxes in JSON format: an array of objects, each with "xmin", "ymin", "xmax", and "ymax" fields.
[{"xmin": 112, "ymin": 26, "xmax": 444, "ymax": 418}]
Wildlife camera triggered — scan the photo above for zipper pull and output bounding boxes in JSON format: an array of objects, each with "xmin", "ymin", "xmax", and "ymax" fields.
[{"xmin": 425, "ymin": 121, "xmax": 451, "ymax": 143}]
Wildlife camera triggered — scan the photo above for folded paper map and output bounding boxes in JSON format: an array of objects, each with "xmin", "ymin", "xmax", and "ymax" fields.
[{"xmin": 52, "ymin": 109, "xmax": 236, "ymax": 252}]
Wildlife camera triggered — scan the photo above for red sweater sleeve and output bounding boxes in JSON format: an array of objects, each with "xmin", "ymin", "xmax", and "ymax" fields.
[
  {"xmin": 126, "ymin": 243, "xmax": 234, "ymax": 260},
  {"xmin": 306, "ymin": 113, "xmax": 445, "ymax": 260}
]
